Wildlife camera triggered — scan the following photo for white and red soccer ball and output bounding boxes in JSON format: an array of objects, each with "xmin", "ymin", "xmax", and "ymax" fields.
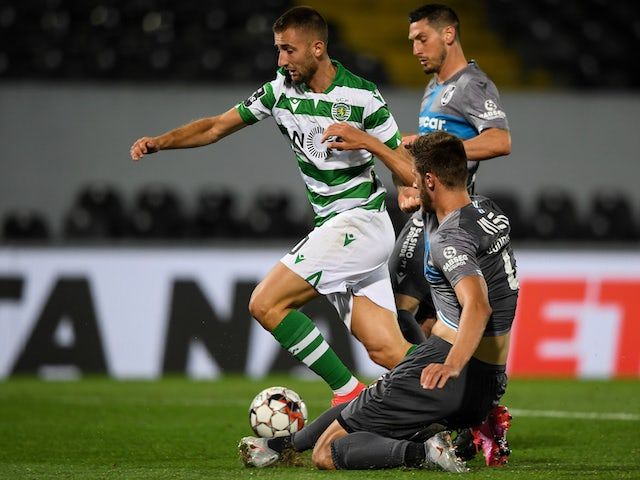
[{"xmin": 248, "ymin": 386, "xmax": 308, "ymax": 438}]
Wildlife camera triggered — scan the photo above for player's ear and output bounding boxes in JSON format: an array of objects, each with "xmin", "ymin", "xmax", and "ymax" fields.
[
  {"xmin": 313, "ymin": 40, "xmax": 325, "ymax": 58},
  {"xmin": 425, "ymin": 172, "xmax": 435, "ymax": 189},
  {"xmin": 443, "ymin": 26, "xmax": 456, "ymax": 45}
]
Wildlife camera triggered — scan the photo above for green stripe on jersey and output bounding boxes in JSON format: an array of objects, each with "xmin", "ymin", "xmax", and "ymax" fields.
[
  {"xmin": 306, "ymin": 181, "xmax": 375, "ymax": 208},
  {"xmin": 236, "ymin": 103, "xmax": 258, "ymax": 125},
  {"xmin": 275, "ymin": 97, "xmax": 364, "ymax": 122},
  {"xmin": 364, "ymin": 105, "xmax": 392, "ymax": 130},
  {"xmin": 384, "ymin": 131, "xmax": 403, "ymax": 149},
  {"xmin": 297, "ymin": 155, "xmax": 374, "ymax": 186},
  {"xmin": 259, "ymin": 82, "xmax": 276, "ymax": 110},
  {"xmin": 313, "ymin": 192, "xmax": 387, "ymax": 226}
]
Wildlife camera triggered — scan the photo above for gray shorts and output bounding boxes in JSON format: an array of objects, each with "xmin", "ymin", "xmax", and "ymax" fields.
[{"xmin": 338, "ymin": 335, "xmax": 507, "ymax": 439}]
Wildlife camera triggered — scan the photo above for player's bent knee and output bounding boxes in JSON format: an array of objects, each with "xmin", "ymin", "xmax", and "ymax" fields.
[
  {"xmin": 311, "ymin": 443, "xmax": 336, "ymax": 470},
  {"xmin": 248, "ymin": 287, "xmax": 280, "ymax": 328},
  {"xmin": 366, "ymin": 345, "xmax": 403, "ymax": 369}
]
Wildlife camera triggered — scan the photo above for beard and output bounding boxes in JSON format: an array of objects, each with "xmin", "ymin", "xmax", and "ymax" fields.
[
  {"xmin": 290, "ymin": 55, "xmax": 318, "ymax": 85},
  {"xmin": 421, "ymin": 43, "xmax": 447, "ymax": 75},
  {"xmin": 420, "ymin": 187, "xmax": 434, "ymax": 213}
]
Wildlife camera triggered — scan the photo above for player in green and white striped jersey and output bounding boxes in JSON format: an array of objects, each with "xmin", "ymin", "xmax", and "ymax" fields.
[{"xmin": 130, "ymin": 6, "xmax": 415, "ymax": 405}]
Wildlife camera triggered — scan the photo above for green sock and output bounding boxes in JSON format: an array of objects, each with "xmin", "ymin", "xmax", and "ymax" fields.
[{"xmin": 272, "ymin": 310, "xmax": 355, "ymax": 392}]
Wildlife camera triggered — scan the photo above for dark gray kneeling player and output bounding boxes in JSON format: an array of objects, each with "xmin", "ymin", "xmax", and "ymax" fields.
[{"xmin": 239, "ymin": 132, "xmax": 518, "ymax": 472}]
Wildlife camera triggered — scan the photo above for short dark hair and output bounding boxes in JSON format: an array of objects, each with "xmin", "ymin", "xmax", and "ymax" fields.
[
  {"xmin": 412, "ymin": 132, "xmax": 468, "ymax": 188},
  {"xmin": 273, "ymin": 6, "xmax": 328, "ymax": 44},
  {"xmin": 408, "ymin": 4, "xmax": 460, "ymax": 38}
]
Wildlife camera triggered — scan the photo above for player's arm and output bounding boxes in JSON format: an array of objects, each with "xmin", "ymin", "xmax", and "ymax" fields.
[
  {"xmin": 463, "ymin": 127, "xmax": 511, "ymax": 161},
  {"xmin": 130, "ymin": 107, "xmax": 247, "ymax": 161},
  {"xmin": 420, "ymin": 275, "xmax": 491, "ymax": 389},
  {"xmin": 321, "ymin": 122, "xmax": 415, "ymax": 187}
]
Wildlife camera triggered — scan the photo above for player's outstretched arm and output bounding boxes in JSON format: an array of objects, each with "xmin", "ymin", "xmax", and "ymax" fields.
[
  {"xmin": 420, "ymin": 275, "xmax": 491, "ymax": 389},
  {"xmin": 322, "ymin": 123, "xmax": 414, "ymax": 187},
  {"xmin": 130, "ymin": 107, "xmax": 247, "ymax": 161}
]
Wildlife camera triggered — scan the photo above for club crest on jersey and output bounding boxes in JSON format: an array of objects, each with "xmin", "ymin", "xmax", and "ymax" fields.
[
  {"xmin": 440, "ymin": 85, "xmax": 456, "ymax": 106},
  {"xmin": 331, "ymin": 101, "xmax": 351, "ymax": 121},
  {"xmin": 244, "ymin": 87, "xmax": 265, "ymax": 107}
]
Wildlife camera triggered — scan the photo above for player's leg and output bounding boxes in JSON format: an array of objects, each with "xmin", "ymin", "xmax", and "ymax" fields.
[
  {"xmin": 395, "ymin": 293, "xmax": 426, "ymax": 344},
  {"xmin": 350, "ymin": 294, "xmax": 411, "ymax": 369},
  {"xmin": 388, "ymin": 212, "xmax": 429, "ymax": 343},
  {"xmin": 249, "ymin": 262, "xmax": 361, "ymax": 397}
]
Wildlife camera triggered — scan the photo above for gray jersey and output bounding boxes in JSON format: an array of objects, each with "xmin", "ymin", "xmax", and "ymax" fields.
[
  {"xmin": 418, "ymin": 61, "xmax": 509, "ymax": 180},
  {"xmin": 424, "ymin": 196, "xmax": 518, "ymax": 336}
]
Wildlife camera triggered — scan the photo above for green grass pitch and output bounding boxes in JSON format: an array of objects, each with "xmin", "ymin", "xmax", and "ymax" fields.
[{"xmin": 0, "ymin": 377, "xmax": 638, "ymax": 479}]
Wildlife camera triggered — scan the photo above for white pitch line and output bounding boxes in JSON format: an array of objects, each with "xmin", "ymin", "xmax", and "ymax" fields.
[{"xmin": 509, "ymin": 408, "xmax": 640, "ymax": 421}]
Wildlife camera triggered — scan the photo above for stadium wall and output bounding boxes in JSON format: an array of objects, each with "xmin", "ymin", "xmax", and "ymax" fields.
[
  {"xmin": 0, "ymin": 83, "xmax": 638, "ymax": 227},
  {"xmin": 1, "ymin": 247, "xmax": 638, "ymax": 380}
]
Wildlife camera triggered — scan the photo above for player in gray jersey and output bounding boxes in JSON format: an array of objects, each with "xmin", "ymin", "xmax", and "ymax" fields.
[
  {"xmin": 130, "ymin": 6, "xmax": 416, "ymax": 406},
  {"xmin": 239, "ymin": 131, "xmax": 517, "ymax": 473},
  {"xmin": 393, "ymin": 3, "xmax": 511, "ymax": 345},
  {"xmin": 389, "ymin": 6, "xmax": 514, "ymax": 465}
]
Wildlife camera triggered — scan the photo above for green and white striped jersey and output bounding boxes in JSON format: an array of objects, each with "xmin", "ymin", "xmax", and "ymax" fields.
[{"xmin": 236, "ymin": 60, "xmax": 402, "ymax": 226}]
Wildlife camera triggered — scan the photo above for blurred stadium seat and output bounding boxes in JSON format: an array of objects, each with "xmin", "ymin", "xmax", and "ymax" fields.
[
  {"xmin": 193, "ymin": 186, "xmax": 241, "ymax": 239},
  {"xmin": 2, "ymin": 209, "xmax": 50, "ymax": 242},
  {"xmin": 129, "ymin": 184, "xmax": 187, "ymax": 239},
  {"xmin": 63, "ymin": 183, "xmax": 128, "ymax": 240},
  {"xmin": 529, "ymin": 188, "xmax": 584, "ymax": 240},
  {"xmin": 585, "ymin": 190, "xmax": 638, "ymax": 241},
  {"xmin": 485, "ymin": 0, "xmax": 640, "ymax": 88},
  {"xmin": 245, "ymin": 190, "xmax": 310, "ymax": 239}
]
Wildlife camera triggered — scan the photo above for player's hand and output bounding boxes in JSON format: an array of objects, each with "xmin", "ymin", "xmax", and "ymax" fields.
[
  {"xmin": 402, "ymin": 134, "xmax": 419, "ymax": 149},
  {"xmin": 397, "ymin": 185, "xmax": 421, "ymax": 213},
  {"xmin": 130, "ymin": 137, "xmax": 159, "ymax": 161},
  {"xmin": 420, "ymin": 363, "xmax": 461, "ymax": 389},
  {"xmin": 322, "ymin": 123, "xmax": 368, "ymax": 151}
]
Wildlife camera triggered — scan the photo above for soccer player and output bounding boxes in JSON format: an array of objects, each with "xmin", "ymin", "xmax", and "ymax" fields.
[
  {"xmin": 393, "ymin": 3, "xmax": 512, "ymax": 344},
  {"xmin": 240, "ymin": 131, "xmax": 518, "ymax": 473},
  {"xmin": 388, "ymin": 4, "xmax": 514, "ymax": 464},
  {"xmin": 129, "ymin": 6, "xmax": 414, "ymax": 406}
]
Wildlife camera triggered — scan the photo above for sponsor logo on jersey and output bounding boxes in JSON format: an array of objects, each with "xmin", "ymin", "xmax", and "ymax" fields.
[
  {"xmin": 399, "ymin": 226, "xmax": 421, "ymax": 259},
  {"xmin": 442, "ymin": 254, "xmax": 469, "ymax": 272},
  {"xmin": 412, "ymin": 217, "xmax": 424, "ymax": 227},
  {"xmin": 443, "ymin": 246, "xmax": 457, "ymax": 259},
  {"xmin": 304, "ymin": 126, "xmax": 330, "ymax": 159},
  {"xmin": 420, "ymin": 115, "xmax": 447, "ymax": 131},
  {"xmin": 479, "ymin": 99, "xmax": 507, "ymax": 120},
  {"xmin": 487, "ymin": 235, "xmax": 510, "ymax": 255},
  {"xmin": 331, "ymin": 101, "xmax": 352, "ymax": 121},
  {"xmin": 295, "ymin": 253, "xmax": 306, "ymax": 264},
  {"xmin": 244, "ymin": 87, "xmax": 265, "ymax": 107},
  {"xmin": 440, "ymin": 85, "xmax": 456, "ymax": 106}
]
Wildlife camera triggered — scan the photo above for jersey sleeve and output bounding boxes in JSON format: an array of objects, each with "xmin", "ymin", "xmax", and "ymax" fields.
[
  {"xmin": 430, "ymin": 227, "xmax": 482, "ymax": 287},
  {"xmin": 462, "ymin": 77, "xmax": 509, "ymax": 133},
  {"xmin": 362, "ymin": 88, "xmax": 402, "ymax": 150},
  {"xmin": 235, "ymin": 73, "xmax": 281, "ymax": 125}
]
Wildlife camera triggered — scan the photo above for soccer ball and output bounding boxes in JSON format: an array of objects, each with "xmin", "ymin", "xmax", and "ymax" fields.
[{"xmin": 248, "ymin": 386, "xmax": 308, "ymax": 438}]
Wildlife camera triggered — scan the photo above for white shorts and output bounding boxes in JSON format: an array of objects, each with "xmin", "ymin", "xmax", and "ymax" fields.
[{"xmin": 280, "ymin": 208, "xmax": 397, "ymax": 330}]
